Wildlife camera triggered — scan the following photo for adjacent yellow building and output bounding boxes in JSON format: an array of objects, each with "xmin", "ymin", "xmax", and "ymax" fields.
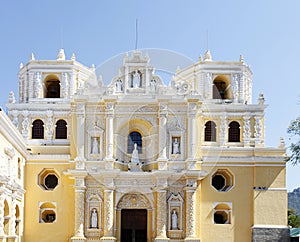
[{"xmin": 3, "ymin": 49, "xmax": 289, "ymax": 241}]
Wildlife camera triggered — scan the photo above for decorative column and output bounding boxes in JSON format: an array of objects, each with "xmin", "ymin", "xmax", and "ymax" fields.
[
  {"xmin": 21, "ymin": 111, "xmax": 29, "ymax": 139},
  {"xmin": 243, "ymin": 114, "xmax": 251, "ymax": 147},
  {"xmin": 45, "ymin": 110, "xmax": 54, "ymax": 140},
  {"xmin": 157, "ymin": 103, "xmax": 168, "ymax": 170},
  {"xmin": 28, "ymin": 71, "xmax": 34, "ymax": 100},
  {"xmin": 254, "ymin": 116, "xmax": 263, "ymax": 147},
  {"xmin": 219, "ymin": 114, "xmax": 227, "ymax": 146},
  {"xmin": 239, "ymin": 73, "xmax": 245, "ymax": 104},
  {"xmin": 70, "ymin": 72, "xmax": 76, "ymax": 97},
  {"xmin": 205, "ymin": 72, "xmax": 213, "ymax": 99},
  {"xmin": 61, "ymin": 72, "xmax": 69, "ymax": 99},
  {"xmin": 184, "ymin": 186, "xmax": 200, "ymax": 242},
  {"xmin": 155, "ymin": 189, "xmax": 169, "ymax": 241},
  {"xmin": 232, "ymin": 74, "xmax": 240, "ymax": 103},
  {"xmin": 71, "ymin": 176, "xmax": 86, "ymax": 242},
  {"xmin": 100, "ymin": 189, "xmax": 116, "ymax": 242},
  {"xmin": 187, "ymin": 103, "xmax": 197, "ymax": 159},
  {"xmin": 104, "ymin": 103, "xmax": 115, "ymax": 169},
  {"xmin": 0, "ymin": 192, "xmax": 5, "ymax": 241},
  {"xmin": 7, "ymin": 194, "xmax": 17, "ymax": 242},
  {"xmin": 75, "ymin": 103, "xmax": 86, "ymax": 169}
]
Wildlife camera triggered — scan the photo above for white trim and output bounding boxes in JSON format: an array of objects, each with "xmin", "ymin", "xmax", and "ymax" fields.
[
  {"xmin": 202, "ymin": 163, "xmax": 285, "ymax": 167},
  {"xmin": 252, "ymin": 225, "xmax": 289, "ymax": 229},
  {"xmin": 253, "ymin": 188, "xmax": 287, "ymax": 191},
  {"xmin": 26, "ymin": 162, "xmax": 69, "ymax": 165}
]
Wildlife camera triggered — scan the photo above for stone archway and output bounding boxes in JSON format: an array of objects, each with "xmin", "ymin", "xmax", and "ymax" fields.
[{"xmin": 116, "ymin": 193, "xmax": 152, "ymax": 242}]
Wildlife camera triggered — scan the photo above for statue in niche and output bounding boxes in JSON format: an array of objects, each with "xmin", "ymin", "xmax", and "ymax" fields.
[
  {"xmin": 171, "ymin": 210, "xmax": 178, "ymax": 230},
  {"xmin": 172, "ymin": 138, "xmax": 180, "ymax": 154},
  {"xmin": 150, "ymin": 79, "xmax": 156, "ymax": 91},
  {"xmin": 116, "ymin": 79, "xmax": 123, "ymax": 92},
  {"xmin": 90, "ymin": 208, "xmax": 98, "ymax": 228},
  {"xmin": 132, "ymin": 70, "xmax": 141, "ymax": 88},
  {"xmin": 128, "ymin": 143, "xmax": 142, "ymax": 171},
  {"xmin": 132, "ymin": 143, "xmax": 140, "ymax": 164},
  {"xmin": 92, "ymin": 137, "xmax": 99, "ymax": 154}
]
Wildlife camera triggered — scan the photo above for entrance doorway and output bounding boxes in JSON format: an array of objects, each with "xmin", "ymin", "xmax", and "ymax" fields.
[{"xmin": 121, "ymin": 209, "xmax": 147, "ymax": 242}]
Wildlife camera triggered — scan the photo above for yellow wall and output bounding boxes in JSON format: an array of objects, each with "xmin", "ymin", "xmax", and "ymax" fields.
[{"xmin": 24, "ymin": 162, "xmax": 74, "ymax": 242}]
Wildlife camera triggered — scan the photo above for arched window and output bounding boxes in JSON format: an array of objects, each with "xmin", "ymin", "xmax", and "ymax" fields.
[
  {"xmin": 128, "ymin": 131, "xmax": 142, "ymax": 153},
  {"xmin": 205, "ymin": 121, "xmax": 217, "ymax": 142},
  {"xmin": 32, "ymin": 119, "xmax": 44, "ymax": 139},
  {"xmin": 39, "ymin": 202, "xmax": 56, "ymax": 223},
  {"xmin": 214, "ymin": 203, "xmax": 232, "ymax": 224},
  {"xmin": 55, "ymin": 120, "xmax": 67, "ymax": 139},
  {"xmin": 46, "ymin": 80, "xmax": 60, "ymax": 98},
  {"xmin": 228, "ymin": 121, "xmax": 240, "ymax": 142}
]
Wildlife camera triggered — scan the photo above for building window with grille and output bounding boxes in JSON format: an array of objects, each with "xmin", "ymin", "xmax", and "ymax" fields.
[
  {"xmin": 32, "ymin": 119, "xmax": 44, "ymax": 139},
  {"xmin": 228, "ymin": 121, "xmax": 240, "ymax": 142},
  {"xmin": 127, "ymin": 131, "xmax": 142, "ymax": 153},
  {"xmin": 205, "ymin": 121, "xmax": 217, "ymax": 142},
  {"xmin": 55, "ymin": 120, "xmax": 67, "ymax": 139}
]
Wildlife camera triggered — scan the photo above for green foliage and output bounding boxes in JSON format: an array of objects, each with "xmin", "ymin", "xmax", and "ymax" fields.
[
  {"xmin": 287, "ymin": 117, "xmax": 300, "ymax": 165},
  {"xmin": 289, "ymin": 187, "xmax": 300, "ymax": 218},
  {"xmin": 288, "ymin": 209, "xmax": 300, "ymax": 228}
]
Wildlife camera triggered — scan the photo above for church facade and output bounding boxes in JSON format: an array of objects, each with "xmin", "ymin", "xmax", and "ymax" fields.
[{"xmin": 3, "ymin": 49, "xmax": 289, "ymax": 242}]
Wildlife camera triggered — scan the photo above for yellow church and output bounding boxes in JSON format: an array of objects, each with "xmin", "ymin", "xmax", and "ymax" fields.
[{"xmin": 0, "ymin": 49, "xmax": 289, "ymax": 241}]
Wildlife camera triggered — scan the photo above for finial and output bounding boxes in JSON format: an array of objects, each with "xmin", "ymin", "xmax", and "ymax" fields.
[
  {"xmin": 19, "ymin": 62, "xmax": 24, "ymax": 69},
  {"xmin": 57, "ymin": 49, "xmax": 66, "ymax": 60},
  {"xmin": 30, "ymin": 53, "xmax": 35, "ymax": 61},
  {"xmin": 71, "ymin": 53, "xmax": 76, "ymax": 61},
  {"xmin": 145, "ymin": 52, "xmax": 149, "ymax": 61},
  {"xmin": 240, "ymin": 54, "xmax": 244, "ymax": 62},
  {"xmin": 258, "ymin": 93, "xmax": 265, "ymax": 105},
  {"xmin": 176, "ymin": 66, "xmax": 180, "ymax": 73},
  {"xmin": 278, "ymin": 137, "xmax": 285, "ymax": 149},
  {"xmin": 91, "ymin": 64, "xmax": 95, "ymax": 70},
  {"xmin": 198, "ymin": 55, "xmax": 203, "ymax": 62},
  {"xmin": 8, "ymin": 91, "xmax": 16, "ymax": 103},
  {"xmin": 97, "ymin": 75, "xmax": 103, "ymax": 87},
  {"xmin": 204, "ymin": 50, "xmax": 212, "ymax": 61}
]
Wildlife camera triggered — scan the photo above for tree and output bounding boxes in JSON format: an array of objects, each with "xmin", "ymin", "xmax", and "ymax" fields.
[
  {"xmin": 287, "ymin": 117, "xmax": 300, "ymax": 165},
  {"xmin": 288, "ymin": 209, "xmax": 300, "ymax": 228}
]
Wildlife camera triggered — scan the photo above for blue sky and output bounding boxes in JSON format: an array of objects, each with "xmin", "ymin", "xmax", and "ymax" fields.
[{"xmin": 0, "ymin": 0, "xmax": 299, "ymax": 191}]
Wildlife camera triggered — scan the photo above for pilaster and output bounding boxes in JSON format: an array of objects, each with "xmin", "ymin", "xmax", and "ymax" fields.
[
  {"xmin": 157, "ymin": 103, "xmax": 168, "ymax": 170},
  {"xmin": 100, "ymin": 189, "xmax": 116, "ymax": 242},
  {"xmin": 187, "ymin": 101, "xmax": 197, "ymax": 161},
  {"xmin": 9, "ymin": 194, "xmax": 16, "ymax": 238},
  {"xmin": 254, "ymin": 115, "xmax": 263, "ymax": 147},
  {"xmin": 0, "ymin": 193, "xmax": 5, "ymax": 237},
  {"xmin": 71, "ymin": 176, "xmax": 87, "ymax": 242},
  {"xmin": 75, "ymin": 103, "xmax": 86, "ymax": 167},
  {"xmin": 155, "ymin": 189, "xmax": 169, "ymax": 242},
  {"xmin": 243, "ymin": 115, "xmax": 251, "ymax": 147},
  {"xmin": 21, "ymin": 111, "xmax": 29, "ymax": 139},
  {"xmin": 104, "ymin": 103, "xmax": 115, "ymax": 168},
  {"xmin": 219, "ymin": 114, "xmax": 227, "ymax": 146},
  {"xmin": 45, "ymin": 110, "xmax": 54, "ymax": 140},
  {"xmin": 184, "ymin": 186, "xmax": 200, "ymax": 242}
]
